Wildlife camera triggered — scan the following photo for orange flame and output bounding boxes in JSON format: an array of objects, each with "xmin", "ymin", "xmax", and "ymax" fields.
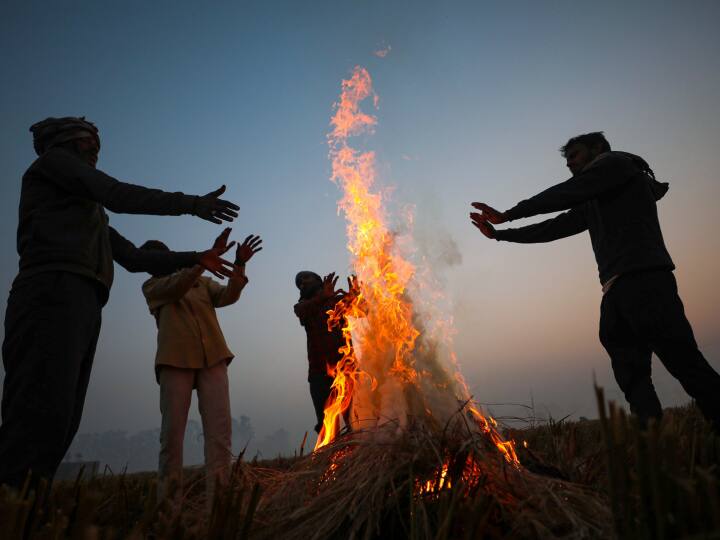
[{"xmin": 316, "ymin": 66, "xmax": 519, "ymax": 468}]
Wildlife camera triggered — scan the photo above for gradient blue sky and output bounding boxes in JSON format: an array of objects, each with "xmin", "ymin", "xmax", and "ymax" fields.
[{"xmin": 1, "ymin": 1, "xmax": 719, "ymax": 449}]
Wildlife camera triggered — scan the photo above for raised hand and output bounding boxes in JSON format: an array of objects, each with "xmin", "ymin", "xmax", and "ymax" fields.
[
  {"xmin": 193, "ymin": 185, "xmax": 240, "ymax": 224},
  {"xmin": 198, "ymin": 234, "xmax": 236, "ymax": 279},
  {"xmin": 470, "ymin": 202, "xmax": 507, "ymax": 225},
  {"xmin": 470, "ymin": 212, "xmax": 496, "ymax": 239},
  {"xmin": 235, "ymin": 234, "xmax": 263, "ymax": 265},
  {"xmin": 345, "ymin": 275, "xmax": 361, "ymax": 298},
  {"xmin": 322, "ymin": 272, "xmax": 340, "ymax": 299},
  {"xmin": 213, "ymin": 227, "xmax": 236, "ymax": 251}
]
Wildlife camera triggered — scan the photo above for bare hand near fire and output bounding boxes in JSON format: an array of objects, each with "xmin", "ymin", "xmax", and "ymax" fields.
[
  {"xmin": 470, "ymin": 202, "xmax": 507, "ymax": 224},
  {"xmin": 193, "ymin": 185, "xmax": 240, "ymax": 224},
  {"xmin": 198, "ymin": 239, "xmax": 235, "ymax": 279},
  {"xmin": 342, "ymin": 275, "xmax": 362, "ymax": 299},
  {"xmin": 235, "ymin": 234, "xmax": 263, "ymax": 265},
  {"xmin": 470, "ymin": 213, "xmax": 496, "ymax": 239},
  {"xmin": 212, "ymin": 227, "xmax": 237, "ymax": 251},
  {"xmin": 322, "ymin": 272, "xmax": 342, "ymax": 299}
]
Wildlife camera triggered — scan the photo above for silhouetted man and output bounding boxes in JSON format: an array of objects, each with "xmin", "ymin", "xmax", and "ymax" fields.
[
  {"xmin": 0, "ymin": 116, "xmax": 240, "ymax": 492},
  {"xmin": 470, "ymin": 131, "xmax": 720, "ymax": 429},
  {"xmin": 294, "ymin": 272, "xmax": 358, "ymax": 434}
]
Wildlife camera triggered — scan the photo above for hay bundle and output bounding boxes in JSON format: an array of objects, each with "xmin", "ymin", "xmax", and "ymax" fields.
[{"xmin": 230, "ymin": 416, "xmax": 612, "ymax": 540}]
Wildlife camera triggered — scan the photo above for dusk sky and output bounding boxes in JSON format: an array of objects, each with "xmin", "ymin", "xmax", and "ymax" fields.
[{"xmin": 1, "ymin": 1, "xmax": 719, "ymax": 452}]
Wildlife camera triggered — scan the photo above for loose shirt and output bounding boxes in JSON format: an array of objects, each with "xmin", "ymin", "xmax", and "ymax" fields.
[{"xmin": 142, "ymin": 265, "xmax": 247, "ymax": 380}]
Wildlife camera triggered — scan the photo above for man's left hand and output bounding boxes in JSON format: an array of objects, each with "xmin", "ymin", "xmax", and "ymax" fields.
[{"xmin": 235, "ymin": 234, "xmax": 263, "ymax": 265}]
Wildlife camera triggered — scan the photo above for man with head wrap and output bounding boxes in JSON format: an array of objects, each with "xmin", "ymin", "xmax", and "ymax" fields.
[
  {"xmin": 294, "ymin": 271, "xmax": 360, "ymax": 434},
  {"xmin": 0, "ymin": 116, "xmax": 241, "ymax": 493}
]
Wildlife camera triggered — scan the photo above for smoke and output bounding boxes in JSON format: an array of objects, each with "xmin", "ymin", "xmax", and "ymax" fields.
[{"xmin": 373, "ymin": 45, "xmax": 391, "ymax": 58}]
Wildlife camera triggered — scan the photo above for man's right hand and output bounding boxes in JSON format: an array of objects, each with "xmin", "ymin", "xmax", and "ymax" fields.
[
  {"xmin": 470, "ymin": 202, "xmax": 507, "ymax": 224},
  {"xmin": 322, "ymin": 272, "xmax": 341, "ymax": 299},
  {"xmin": 198, "ymin": 242, "xmax": 235, "ymax": 279},
  {"xmin": 193, "ymin": 185, "xmax": 240, "ymax": 224}
]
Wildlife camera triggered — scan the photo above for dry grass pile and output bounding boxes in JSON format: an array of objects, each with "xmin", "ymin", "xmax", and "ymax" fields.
[
  {"xmin": 1, "ymin": 391, "xmax": 719, "ymax": 539},
  {"xmin": 239, "ymin": 415, "xmax": 611, "ymax": 540}
]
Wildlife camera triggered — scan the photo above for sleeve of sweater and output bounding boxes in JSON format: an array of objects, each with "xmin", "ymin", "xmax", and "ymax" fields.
[
  {"xmin": 494, "ymin": 206, "xmax": 588, "ymax": 243},
  {"xmin": 504, "ymin": 153, "xmax": 636, "ymax": 221},
  {"xmin": 36, "ymin": 147, "xmax": 197, "ymax": 216},
  {"xmin": 205, "ymin": 266, "xmax": 248, "ymax": 308},
  {"xmin": 110, "ymin": 227, "xmax": 199, "ymax": 274},
  {"xmin": 141, "ymin": 266, "xmax": 205, "ymax": 312},
  {"xmin": 293, "ymin": 295, "xmax": 333, "ymax": 325}
]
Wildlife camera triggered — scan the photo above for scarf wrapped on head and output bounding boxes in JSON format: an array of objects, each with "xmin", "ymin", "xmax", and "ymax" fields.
[{"xmin": 30, "ymin": 116, "xmax": 100, "ymax": 156}]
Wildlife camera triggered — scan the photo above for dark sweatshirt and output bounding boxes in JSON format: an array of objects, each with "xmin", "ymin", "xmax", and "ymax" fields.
[
  {"xmin": 495, "ymin": 151, "xmax": 674, "ymax": 285},
  {"xmin": 14, "ymin": 147, "xmax": 201, "ymax": 302},
  {"xmin": 294, "ymin": 294, "xmax": 346, "ymax": 380}
]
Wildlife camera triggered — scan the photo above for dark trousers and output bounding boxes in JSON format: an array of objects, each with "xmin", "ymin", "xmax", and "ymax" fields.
[
  {"xmin": 308, "ymin": 373, "xmax": 352, "ymax": 434},
  {"xmin": 599, "ymin": 270, "xmax": 720, "ymax": 427},
  {"xmin": 0, "ymin": 272, "xmax": 102, "ymax": 490},
  {"xmin": 309, "ymin": 374, "xmax": 334, "ymax": 433}
]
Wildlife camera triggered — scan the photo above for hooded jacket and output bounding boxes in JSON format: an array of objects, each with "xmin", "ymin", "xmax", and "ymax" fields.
[
  {"xmin": 494, "ymin": 151, "xmax": 674, "ymax": 285},
  {"xmin": 15, "ymin": 147, "xmax": 200, "ymax": 302}
]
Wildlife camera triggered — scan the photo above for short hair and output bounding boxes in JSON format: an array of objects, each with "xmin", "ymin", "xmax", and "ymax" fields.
[
  {"xmin": 140, "ymin": 240, "xmax": 169, "ymax": 251},
  {"xmin": 560, "ymin": 132, "xmax": 611, "ymax": 157}
]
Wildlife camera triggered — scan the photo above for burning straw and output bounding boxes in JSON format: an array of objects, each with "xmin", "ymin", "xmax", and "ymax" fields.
[
  {"xmin": 228, "ymin": 66, "xmax": 611, "ymax": 539},
  {"xmin": 317, "ymin": 66, "xmax": 520, "ymax": 460},
  {"xmin": 237, "ymin": 415, "xmax": 611, "ymax": 540}
]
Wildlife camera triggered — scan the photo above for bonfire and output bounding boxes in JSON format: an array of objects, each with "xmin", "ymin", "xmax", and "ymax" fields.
[{"xmin": 221, "ymin": 67, "xmax": 612, "ymax": 540}]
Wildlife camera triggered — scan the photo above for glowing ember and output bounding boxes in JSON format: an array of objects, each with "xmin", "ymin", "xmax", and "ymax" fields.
[{"xmin": 316, "ymin": 66, "xmax": 519, "ymax": 468}]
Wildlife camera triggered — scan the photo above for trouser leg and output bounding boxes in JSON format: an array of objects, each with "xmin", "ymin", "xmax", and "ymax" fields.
[
  {"xmin": 626, "ymin": 272, "xmax": 720, "ymax": 428},
  {"xmin": 600, "ymin": 289, "xmax": 662, "ymax": 425},
  {"xmin": 0, "ymin": 272, "xmax": 102, "ymax": 491},
  {"xmin": 308, "ymin": 374, "xmax": 333, "ymax": 433},
  {"xmin": 158, "ymin": 366, "xmax": 194, "ymax": 501},
  {"xmin": 196, "ymin": 362, "xmax": 231, "ymax": 506}
]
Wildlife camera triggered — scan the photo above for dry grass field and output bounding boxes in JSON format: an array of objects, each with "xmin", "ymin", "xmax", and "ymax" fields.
[{"xmin": 2, "ymin": 390, "xmax": 718, "ymax": 539}]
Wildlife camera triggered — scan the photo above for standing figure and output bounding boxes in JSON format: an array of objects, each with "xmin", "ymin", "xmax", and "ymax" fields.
[
  {"xmin": 0, "ymin": 117, "xmax": 239, "ymax": 493},
  {"xmin": 141, "ymin": 231, "xmax": 262, "ymax": 503},
  {"xmin": 294, "ymin": 272, "xmax": 359, "ymax": 434},
  {"xmin": 470, "ymin": 131, "xmax": 720, "ymax": 429}
]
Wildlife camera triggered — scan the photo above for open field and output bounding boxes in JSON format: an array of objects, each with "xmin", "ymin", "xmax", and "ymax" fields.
[{"xmin": 2, "ymin": 392, "xmax": 718, "ymax": 539}]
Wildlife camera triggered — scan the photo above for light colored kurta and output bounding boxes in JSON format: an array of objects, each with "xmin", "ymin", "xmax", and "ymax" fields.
[{"xmin": 142, "ymin": 265, "xmax": 247, "ymax": 378}]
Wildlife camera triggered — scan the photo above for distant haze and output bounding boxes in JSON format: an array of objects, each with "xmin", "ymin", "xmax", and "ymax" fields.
[{"xmin": 1, "ymin": 1, "xmax": 719, "ymax": 455}]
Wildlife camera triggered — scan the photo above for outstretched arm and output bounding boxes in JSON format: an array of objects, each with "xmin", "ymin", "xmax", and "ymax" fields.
[
  {"xmin": 37, "ymin": 147, "xmax": 239, "ymax": 223},
  {"xmin": 502, "ymin": 153, "xmax": 636, "ymax": 221},
  {"xmin": 491, "ymin": 207, "xmax": 588, "ymax": 243},
  {"xmin": 110, "ymin": 227, "xmax": 199, "ymax": 274},
  {"xmin": 110, "ymin": 227, "xmax": 236, "ymax": 278},
  {"xmin": 470, "ymin": 153, "xmax": 638, "ymax": 226}
]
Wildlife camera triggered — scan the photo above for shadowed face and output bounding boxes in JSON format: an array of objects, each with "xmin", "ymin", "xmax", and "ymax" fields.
[
  {"xmin": 565, "ymin": 142, "xmax": 608, "ymax": 176},
  {"xmin": 297, "ymin": 273, "xmax": 322, "ymax": 299},
  {"xmin": 74, "ymin": 136, "xmax": 100, "ymax": 168}
]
